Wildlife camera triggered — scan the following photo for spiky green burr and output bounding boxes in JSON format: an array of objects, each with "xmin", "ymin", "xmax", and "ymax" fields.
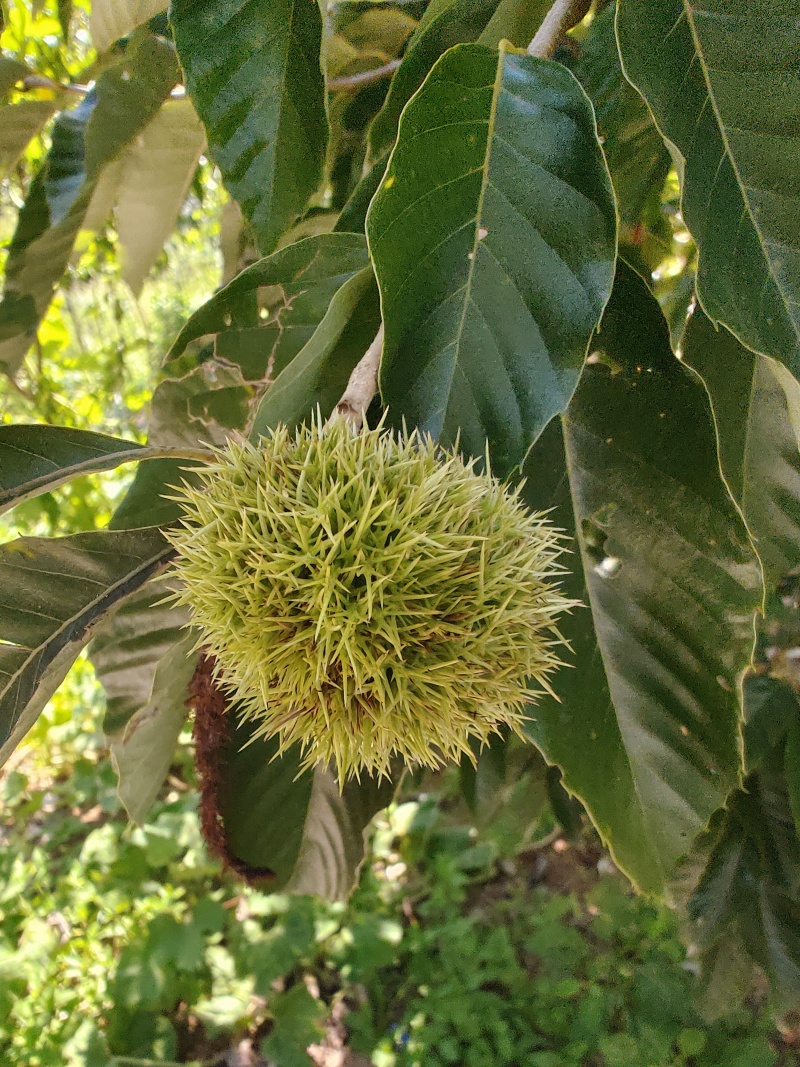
[{"xmin": 167, "ymin": 418, "xmax": 573, "ymax": 782}]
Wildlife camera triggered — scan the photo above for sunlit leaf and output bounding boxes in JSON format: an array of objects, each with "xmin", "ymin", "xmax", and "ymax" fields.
[
  {"xmin": 91, "ymin": 0, "xmax": 168, "ymax": 52},
  {"xmin": 113, "ymin": 97, "xmax": 206, "ymax": 293},
  {"xmin": 0, "ymin": 100, "xmax": 58, "ymax": 180},
  {"xmin": 367, "ymin": 43, "xmax": 616, "ymax": 474},
  {"xmin": 0, "ymin": 35, "xmax": 179, "ymax": 374},
  {"xmin": 110, "ymin": 633, "xmax": 197, "ymax": 823}
]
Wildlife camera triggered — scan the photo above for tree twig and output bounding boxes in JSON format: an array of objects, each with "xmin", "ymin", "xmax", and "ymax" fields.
[
  {"xmin": 527, "ymin": 0, "xmax": 589, "ymax": 58},
  {"xmin": 330, "ymin": 324, "xmax": 384, "ymax": 430},
  {"xmin": 19, "ymin": 73, "xmax": 88, "ymax": 95},
  {"xmin": 328, "ymin": 59, "xmax": 401, "ymax": 92}
]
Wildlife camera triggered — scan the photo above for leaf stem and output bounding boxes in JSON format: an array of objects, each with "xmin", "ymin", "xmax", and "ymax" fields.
[
  {"xmin": 154, "ymin": 446, "xmax": 216, "ymax": 464},
  {"xmin": 330, "ymin": 324, "xmax": 384, "ymax": 430},
  {"xmin": 527, "ymin": 0, "xmax": 588, "ymax": 58},
  {"xmin": 328, "ymin": 59, "xmax": 401, "ymax": 92}
]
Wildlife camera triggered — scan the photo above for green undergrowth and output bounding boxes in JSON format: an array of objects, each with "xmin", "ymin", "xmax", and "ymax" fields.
[{"xmin": 0, "ymin": 662, "xmax": 796, "ymax": 1067}]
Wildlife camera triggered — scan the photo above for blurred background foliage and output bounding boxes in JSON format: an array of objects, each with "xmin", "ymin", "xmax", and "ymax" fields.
[{"xmin": 4, "ymin": 661, "xmax": 799, "ymax": 1067}]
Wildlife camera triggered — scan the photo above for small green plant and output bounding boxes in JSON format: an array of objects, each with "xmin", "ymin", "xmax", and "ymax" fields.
[{"xmin": 2, "ymin": 689, "xmax": 794, "ymax": 1066}]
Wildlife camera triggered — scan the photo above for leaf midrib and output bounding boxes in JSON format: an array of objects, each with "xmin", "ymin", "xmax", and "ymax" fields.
[
  {"xmin": 0, "ymin": 443, "xmax": 211, "ymax": 514},
  {"xmin": 0, "ymin": 535, "xmax": 174, "ymax": 727},
  {"xmin": 440, "ymin": 45, "xmax": 507, "ymax": 415}
]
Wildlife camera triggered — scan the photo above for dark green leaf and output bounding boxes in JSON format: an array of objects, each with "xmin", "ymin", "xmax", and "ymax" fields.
[
  {"xmin": 571, "ymin": 3, "xmax": 671, "ymax": 229},
  {"xmin": 57, "ymin": 0, "xmax": 73, "ymax": 38},
  {"xmin": 170, "ymin": 0, "xmax": 328, "ymax": 254},
  {"xmin": 334, "ymin": 154, "xmax": 387, "ymax": 236},
  {"xmin": 525, "ymin": 266, "xmax": 761, "ymax": 892},
  {"xmin": 251, "ymin": 266, "xmax": 380, "ymax": 438},
  {"xmin": 617, "ymin": 0, "xmax": 800, "ymax": 379},
  {"xmin": 682, "ymin": 312, "xmax": 800, "ymax": 587},
  {"xmin": 688, "ymin": 726, "xmax": 800, "ymax": 1008},
  {"xmin": 522, "ymin": 420, "xmax": 669, "ymax": 893},
  {"xmin": 0, "ymin": 527, "xmax": 173, "ymax": 766},
  {"xmin": 742, "ymin": 674, "xmax": 800, "ymax": 775},
  {"xmin": 367, "ymin": 0, "xmax": 551, "ymax": 161},
  {"xmin": 460, "ymin": 734, "xmax": 550, "ymax": 849},
  {"xmin": 219, "ymin": 713, "xmax": 395, "ymax": 899},
  {"xmin": 166, "ymin": 233, "xmax": 370, "ymax": 381},
  {"xmin": 0, "ymin": 424, "xmax": 209, "ymax": 516},
  {"xmin": 367, "ymin": 44, "xmax": 616, "ymax": 473}
]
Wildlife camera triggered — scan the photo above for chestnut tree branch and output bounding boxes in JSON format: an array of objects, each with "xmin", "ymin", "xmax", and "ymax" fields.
[
  {"xmin": 328, "ymin": 59, "xmax": 401, "ymax": 92},
  {"xmin": 527, "ymin": 0, "xmax": 589, "ymax": 58},
  {"xmin": 331, "ymin": 324, "xmax": 384, "ymax": 430}
]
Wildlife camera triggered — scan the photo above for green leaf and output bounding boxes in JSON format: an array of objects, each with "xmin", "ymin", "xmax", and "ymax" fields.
[
  {"xmin": 0, "ymin": 56, "xmax": 31, "ymax": 96},
  {"xmin": 166, "ymin": 232, "xmax": 370, "ymax": 381},
  {"xmin": 461, "ymin": 735, "xmax": 550, "ymax": 850},
  {"xmin": 251, "ymin": 265, "xmax": 380, "ymax": 437},
  {"xmin": 524, "ymin": 266, "xmax": 761, "ymax": 892},
  {"xmin": 91, "ymin": 0, "xmax": 169, "ymax": 52},
  {"xmin": 682, "ymin": 312, "xmax": 800, "ymax": 587},
  {"xmin": 617, "ymin": 0, "xmax": 800, "ymax": 379},
  {"xmin": 110, "ymin": 633, "xmax": 196, "ymax": 823},
  {"xmin": 219, "ymin": 714, "xmax": 395, "ymax": 899},
  {"xmin": 742, "ymin": 674, "xmax": 800, "ymax": 776},
  {"xmin": 688, "ymin": 732, "xmax": 800, "ymax": 1008},
  {"xmin": 0, "ymin": 97, "xmax": 93, "ymax": 373},
  {"xmin": 260, "ymin": 984, "xmax": 326, "ymax": 1067},
  {"xmin": 84, "ymin": 33, "xmax": 179, "ymax": 175},
  {"xmin": 367, "ymin": 0, "xmax": 551, "ymax": 161},
  {"xmin": 571, "ymin": 3, "xmax": 671, "ymax": 229},
  {"xmin": 334, "ymin": 154, "xmax": 387, "ymax": 236},
  {"xmin": 106, "ymin": 97, "xmax": 206, "ymax": 293},
  {"xmin": 91, "ymin": 580, "xmax": 189, "ymax": 735},
  {"xmin": 0, "ymin": 527, "xmax": 173, "ymax": 766},
  {"xmin": 367, "ymin": 43, "xmax": 616, "ymax": 473},
  {"xmin": 522, "ymin": 421, "xmax": 669, "ymax": 892},
  {"xmin": 0, "ymin": 424, "xmax": 208, "ymax": 516},
  {"xmin": 171, "ymin": 0, "xmax": 328, "ymax": 254},
  {"xmin": 0, "ymin": 100, "xmax": 58, "ymax": 180},
  {"xmin": 108, "ymin": 362, "xmax": 252, "ymax": 532},
  {"xmin": 0, "ymin": 36, "xmax": 179, "ymax": 375}
]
